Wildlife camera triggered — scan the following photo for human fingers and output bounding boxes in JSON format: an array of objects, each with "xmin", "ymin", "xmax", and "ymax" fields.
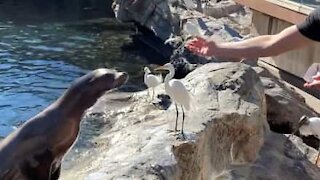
[
  {"xmin": 186, "ymin": 45, "xmax": 201, "ymax": 54},
  {"xmin": 304, "ymin": 80, "xmax": 320, "ymax": 88},
  {"xmin": 186, "ymin": 40, "xmax": 201, "ymax": 49},
  {"xmin": 312, "ymin": 74, "xmax": 320, "ymax": 81},
  {"xmin": 187, "ymin": 37, "xmax": 206, "ymax": 46},
  {"xmin": 199, "ymin": 47, "xmax": 209, "ymax": 56}
]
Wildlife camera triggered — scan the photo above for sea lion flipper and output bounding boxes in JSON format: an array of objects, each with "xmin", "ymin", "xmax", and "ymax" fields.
[
  {"xmin": 24, "ymin": 161, "xmax": 53, "ymax": 180},
  {"xmin": 22, "ymin": 149, "xmax": 55, "ymax": 180},
  {"xmin": 50, "ymin": 164, "xmax": 61, "ymax": 180}
]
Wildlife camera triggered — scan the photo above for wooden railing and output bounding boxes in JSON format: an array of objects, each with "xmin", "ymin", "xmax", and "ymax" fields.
[{"xmin": 234, "ymin": 0, "xmax": 312, "ymax": 24}]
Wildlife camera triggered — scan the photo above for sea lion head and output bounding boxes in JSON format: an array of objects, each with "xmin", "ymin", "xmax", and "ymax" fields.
[{"xmin": 61, "ymin": 68, "xmax": 128, "ymax": 110}]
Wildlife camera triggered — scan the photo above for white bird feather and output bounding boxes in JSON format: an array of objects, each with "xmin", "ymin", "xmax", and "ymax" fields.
[
  {"xmin": 144, "ymin": 67, "xmax": 163, "ymax": 101},
  {"xmin": 155, "ymin": 63, "xmax": 192, "ymax": 137},
  {"xmin": 297, "ymin": 116, "xmax": 320, "ymax": 164},
  {"xmin": 299, "ymin": 117, "xmax": 320, "ymax": 137},
  {"xmin": 167, "ymin": 79, "xmax": 191, "ymax": 110}
]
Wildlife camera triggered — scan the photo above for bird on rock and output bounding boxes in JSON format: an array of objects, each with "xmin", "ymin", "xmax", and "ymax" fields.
[
  {"xmin": 294, "ymin": 115, "xmax": 320, "ymax": 164},
  {"xmin": 144, "ymin": 67, "xmax": 163, "ymax": 101},
  {"xmin": 155, "ymin": 63, "xmax": 191, "ymax": 138}
]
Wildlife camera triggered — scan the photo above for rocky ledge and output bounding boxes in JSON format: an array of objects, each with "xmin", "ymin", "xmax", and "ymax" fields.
[
  {"xmin": 61, "ymin": 63, "xmax": 320, "ymax": 179},
  {"xmin": 60, "ymin": 0, "xmax": 320, "ymax": 179}
]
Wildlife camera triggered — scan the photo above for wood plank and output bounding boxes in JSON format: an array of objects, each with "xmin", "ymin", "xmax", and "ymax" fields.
[
  {"xmin": 258, "ymin": 60, "xmax": 320, "ymax": 113},
  {"xmin": 267, "ymin": 0, "xmax": 314, "ymax": 14},
  {"xmin": 250, "ymin": 12, "xmax": 320, "ymax": 79},
  {"xmin": 234, "ymin": 0, "xmax": 308, "ymax": 24}
]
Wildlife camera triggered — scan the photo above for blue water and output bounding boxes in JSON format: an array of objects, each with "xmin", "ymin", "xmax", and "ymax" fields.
[
  {"xmin": 0, "ymin": 19, "xmax": 147, "ymax": 138},
  {"xmin": 0, "ymin": 59, "xmax": 84, "ymax": 134},
  {"xmin": 291, "ymin": 0, "xmax": 320, "ymax": 8}
]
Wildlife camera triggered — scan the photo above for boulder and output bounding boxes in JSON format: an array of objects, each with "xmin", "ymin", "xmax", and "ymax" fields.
[
  {"xmin": 61, "ymin": 62, "xmax": 268, "ymax": 179},
  {"xmin": 254, "ymin": 67, "xmax": 319, "ymax": 133},
  {"xmin": 112, "ymin": 0, "xmax": 249, "ymax": 41},
  {"xmin": 217, "ymin": 132, "xmax": 320, "ymax": 180},
  {"xmin": 113, "ymin": 0, "xmax": 176, "ymax": 39},
  {"xmin": 203, "ymin": 0, "xmax": 246, "ymax": 18}
]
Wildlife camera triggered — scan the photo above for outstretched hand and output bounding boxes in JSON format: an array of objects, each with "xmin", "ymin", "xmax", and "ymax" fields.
[
  {"xmin": 186, "ymin": 37, "xmax": 216, "ymax": 57},
  {"xmin": 304, "ymin": 74, "xmax": 320, "ymax": 90}
]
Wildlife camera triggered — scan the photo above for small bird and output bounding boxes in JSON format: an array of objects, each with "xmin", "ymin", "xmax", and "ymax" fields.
[
  {"xmin": 155, "ymin": 63, "xmax": 191, "ymax": 137},
  {"xmin": 144, "ymin": 67, "xmax": 163, "ymax": 101},
  {"xmin": 294, "ymin": 115, "xmax": 320, "ymax": 164}
]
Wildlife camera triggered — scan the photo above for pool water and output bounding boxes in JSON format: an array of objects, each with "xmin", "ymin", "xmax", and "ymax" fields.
[
  {"xmin": 0, "ymin": 17, "xmax": 148, "ymax": 138},
  {"xmin": 291, "ymin": 0, "xmax": 320, "ymax": 8}
]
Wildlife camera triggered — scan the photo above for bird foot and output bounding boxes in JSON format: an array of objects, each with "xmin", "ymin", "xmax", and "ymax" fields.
[
  {"xmin": 152, "ymin": 102, "xmax": 165, "ymax": 110},
  {"xmin": 167, "ymin": 129, "xmax": 178, "ymax": 133},
  {"xmin": 176, "ymin": 133, "xmax": 186, "ymax": 141},
  {"xmin": 166, "ymin": 130, "xmax": 186, "ymax": 140}
]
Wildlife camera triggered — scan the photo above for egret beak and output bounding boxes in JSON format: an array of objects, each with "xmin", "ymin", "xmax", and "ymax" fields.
[
  {"xmin": 154, "ymin": 66, "xmax": 169, "ymax": 73},
  {"xmin": 288, "ymin": 127, "xmax": 300, "ymax": 139},
  {"xmin": 287, "ymin": 116, "xmax": 308, "ymax": 140}
]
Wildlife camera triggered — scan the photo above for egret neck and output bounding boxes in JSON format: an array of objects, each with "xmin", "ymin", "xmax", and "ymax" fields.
[{"xmin": 164, "ymin": 66, "xmax": 175, "ymax": 91}]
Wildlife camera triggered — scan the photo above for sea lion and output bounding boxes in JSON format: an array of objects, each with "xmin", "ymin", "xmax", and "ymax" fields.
[{"xmin": 0, "ymin": 68, "xmax": 128, "ymax": 180}]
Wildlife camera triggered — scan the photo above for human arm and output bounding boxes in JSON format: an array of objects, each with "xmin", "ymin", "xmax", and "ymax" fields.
[{"xmin": 186, "ymin": 25, "xmax": 312, "ymax": 59}]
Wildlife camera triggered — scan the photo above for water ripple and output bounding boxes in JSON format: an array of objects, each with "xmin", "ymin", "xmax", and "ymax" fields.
[
  {"xmin": 29, "ymin": 45, "xmax": 65, "ymax": 52},
  {"xmin": 0, "ymin": 59, "xmax": 86, "ymax": 135},
  {"xmin": 0, "ymin": 18, "xmax": 145, "ymax": 140}
]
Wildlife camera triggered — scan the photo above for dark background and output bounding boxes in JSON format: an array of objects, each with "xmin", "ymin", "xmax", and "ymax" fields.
[{"xmin": 0, "ymin": 0, "xmax": 114, "ymax": 23}]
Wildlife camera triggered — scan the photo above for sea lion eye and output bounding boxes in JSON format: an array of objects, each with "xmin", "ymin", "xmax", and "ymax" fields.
[{"xmin": 107, "ymin": 73, "xmax": 117, "ymax": 79}]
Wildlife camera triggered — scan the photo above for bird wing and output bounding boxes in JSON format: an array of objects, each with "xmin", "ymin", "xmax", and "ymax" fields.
[
  {"xmin": 146, "ymin": 74, "xmax": 162, "ymax": 87},
  {"xmin": 169, "ymin": 80, "xmax": 191, "ymax": 110},
  {"xmin": 309, "ymin": 117, "xmax": 320, "ymax": 137},
  {"xmin": 156, "ymin": 74, "xmax": 163, "ymax": 83}
]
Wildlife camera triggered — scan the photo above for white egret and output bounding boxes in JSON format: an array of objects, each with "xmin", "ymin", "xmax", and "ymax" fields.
[
  {"xmin": 155, "ymin": 63, "xmax": 191, "ymax": 137},
  {"xmin": 294, "ymin": 115, "xmax": 320, "ymax": 164},
  {"xmin": 144, "ymin": 67, "xmax": 163, "ymax": 101}
]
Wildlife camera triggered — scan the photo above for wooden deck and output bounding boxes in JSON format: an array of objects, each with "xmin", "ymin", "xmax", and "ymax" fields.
[
  {"xmin": 234, "ymin": 0, "xmax": 310, "ymax": 24},
  {"xmin": 233, "ymin": 0, "xmax": 320, "ymax": 103},
  {"xmin": 234, "ymin": 0, "xmax": 320, "ymax": 79}
]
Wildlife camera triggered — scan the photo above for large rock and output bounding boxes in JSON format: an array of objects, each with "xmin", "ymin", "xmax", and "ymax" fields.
[
  {"xmin": 203, "ymin": 0, "xmax": 246, "ymax": 18},
  {"xmin": 218, "ymin": 132, "xmax": 320, "ymax": 179},
  {"xmin": 61, "ymin": 62, "xmax": 268, "ymax": 179},
  {"xmin": 113, "ymin": 0, "xmax": 175, "ymax": 39},
  {"xmin": 254, "ymin": 67, "xmax": 319, "ymax": 133},
  {"xmin": 112, "ymin": 0, "xmax": 249, "ymax": 41}
]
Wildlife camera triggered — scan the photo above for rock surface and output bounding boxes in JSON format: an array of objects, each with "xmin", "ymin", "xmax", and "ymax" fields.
[
  {"xmin": 218, "ymin": 132, "xmax": 320, "ymax": 180},
  {"xmin": 112, "ymin": 0, "xmax": 249, "ymax": 42},
  {"xmin": 254, "ymin": 67, "xmax": 319, "ymax": 133},
  {"xmin": 61, "ymin": 1, "xmax": 320, "ymax": 179},
  {"xmin": 62, "ymin": 62, "xmax": 269, "ymax": 179}
]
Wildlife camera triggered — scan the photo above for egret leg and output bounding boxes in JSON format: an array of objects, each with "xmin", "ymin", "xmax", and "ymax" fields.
[
  {"xmin": 146, "ymin": 89, "xmax": 150, "ymax": 100},
  {"xmin": 152, "ymin": 88, "xmax": 155, "ymax": 101},
  {"xmin": 181, "ymin": 105, "xmax": 185, "ymax": 137},
  {"xmin": 175, "ymin": 103, "xmax": 179, "ymax": 131},
  {"xmin": 316, "ymin": 143, "xmax": 320, "ymax": 165}
]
